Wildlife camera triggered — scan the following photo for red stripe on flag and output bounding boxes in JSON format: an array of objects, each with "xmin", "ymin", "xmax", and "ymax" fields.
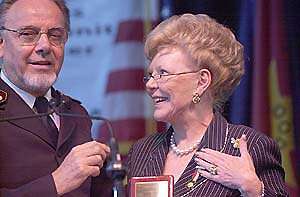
[
  {"xmin": 106, "ymin": 68, "xmax": 145, "ymax": 93},
  {"xmin": 115, "ymin": 20, "xmax": 144, "ymax": 43},
  {"xmin": 99, "ymin": 118, "xmax": 146, "ymax": 141}
]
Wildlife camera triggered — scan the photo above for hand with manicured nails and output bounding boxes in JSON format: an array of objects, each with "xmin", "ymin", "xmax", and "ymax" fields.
[
  {"xmin": 52, "ymin": 141, "xmax": 110, "ymax": 196},
  {"xmin": 195, "ymin": 135, "xmax": 262, "ymax": 197}
]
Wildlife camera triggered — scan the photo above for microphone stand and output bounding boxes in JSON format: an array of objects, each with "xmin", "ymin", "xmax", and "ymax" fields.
[
  {"xmin": 49, "ymin": 99, "xmax": 127, "ymax": 197},
  {"xmin": 0, "ymin": 110, "xmax": 54, "ymax": 122}
]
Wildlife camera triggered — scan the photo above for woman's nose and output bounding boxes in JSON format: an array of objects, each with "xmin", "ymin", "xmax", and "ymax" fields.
[{"xmin": 145, "ymin": 77, "xmax": 158, "ymax": 93}]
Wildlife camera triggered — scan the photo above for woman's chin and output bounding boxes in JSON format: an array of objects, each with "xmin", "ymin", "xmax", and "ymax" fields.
[
  {"xmin": 153, "ymin": 111, "xmax": 171, "ymax": 122},
  {"xmin": 153, "ymin": 113, "xmax": 165, "ymax": 122}
]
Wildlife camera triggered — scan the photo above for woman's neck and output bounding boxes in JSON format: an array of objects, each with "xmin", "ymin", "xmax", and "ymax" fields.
[{"xmin": 171, "ymin": 110, "xmax": 213, "ymax": 145}]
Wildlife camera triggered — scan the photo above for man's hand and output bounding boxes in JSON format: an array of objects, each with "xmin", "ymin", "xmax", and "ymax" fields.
[{"xmin": 52, "ymin": 141, "xmax": 110, "ymax": 196}]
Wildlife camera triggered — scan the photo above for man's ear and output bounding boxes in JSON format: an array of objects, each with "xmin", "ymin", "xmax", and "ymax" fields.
[
  {"xmin": 0, "ymin": 37, "xmax": 4, "ymax": 58},
  {"xmin": 196, "ymin": 68, "xmax": 212, "ymax": 94}
]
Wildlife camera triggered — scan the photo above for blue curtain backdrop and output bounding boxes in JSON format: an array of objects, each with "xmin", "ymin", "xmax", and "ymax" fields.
[{"xmin": 229, "ymin": 0, "xmax": 254, "ymax": 126}]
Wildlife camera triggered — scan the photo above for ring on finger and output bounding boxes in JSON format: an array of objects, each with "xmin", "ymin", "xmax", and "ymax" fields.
[{"xmin": 209, "ymin": 166, "xmax": 218, "ymax": 175}]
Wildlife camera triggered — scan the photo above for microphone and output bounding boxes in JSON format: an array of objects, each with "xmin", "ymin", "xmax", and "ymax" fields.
[{"xmin": 49, "ymin": 97, "xmax": 127, "ymax": 197}]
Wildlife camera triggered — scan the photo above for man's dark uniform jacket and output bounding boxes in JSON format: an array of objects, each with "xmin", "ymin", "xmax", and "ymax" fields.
[
  {"xmin": 127, "ymin": 113, "xmax": 288, "ymax": 197},
  {"xmin": 0, "ymin": 78, "xmax": 111, "ymax": 196}
]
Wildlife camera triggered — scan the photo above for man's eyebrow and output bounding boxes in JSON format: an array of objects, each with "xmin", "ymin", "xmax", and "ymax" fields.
[
  {"xmin": 16, "ymin": 25, "xmax": 65, "ymax": 30},
  {"xmin": 49, "ymin": 27, "xmax": 66, "ymax": 30},
  {"xmin": 16, "ymin": 25, "xmax": 38, "ymax": 30}
]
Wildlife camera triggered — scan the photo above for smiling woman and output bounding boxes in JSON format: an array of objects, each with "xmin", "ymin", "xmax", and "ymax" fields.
[
  {"xmin": 126, "ymin": 13, "xmax": 288, "ymax": 197},
  {"xmin": 144, "ymin": 47, "xmax": 206, "ymax": 124}
]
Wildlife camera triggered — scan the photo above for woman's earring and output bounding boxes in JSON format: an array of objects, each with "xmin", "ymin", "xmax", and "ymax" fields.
[{"xmin": 192, "ymin": 93, "xmax": 201, "ymax": 104}]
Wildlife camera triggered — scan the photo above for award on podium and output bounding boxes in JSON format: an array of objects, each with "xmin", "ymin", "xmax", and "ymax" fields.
[{"xmin": 129, "ymin": 175, "xmax": 174, "ymax": 197}]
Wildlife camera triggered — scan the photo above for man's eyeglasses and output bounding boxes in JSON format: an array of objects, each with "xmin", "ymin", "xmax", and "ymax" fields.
[
  {"xmin": 143, "ymin": 70, "xmax": 200, "ymax": 84},
  {"xmin": 0, "ymin": 26, "xmax": 68, "ymax": 47}
]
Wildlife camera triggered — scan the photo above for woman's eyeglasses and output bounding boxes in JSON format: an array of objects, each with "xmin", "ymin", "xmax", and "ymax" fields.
[{"xmin": 143, "ymin": 70, "xmax": 200, "ymax": 84}]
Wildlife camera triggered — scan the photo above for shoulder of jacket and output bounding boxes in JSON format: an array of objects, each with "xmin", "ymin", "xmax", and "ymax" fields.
[{"xmin": 53, "ymin": 89, "xmax": 82, "ymax": 105}]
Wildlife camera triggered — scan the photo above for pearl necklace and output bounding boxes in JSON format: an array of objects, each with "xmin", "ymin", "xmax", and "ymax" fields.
[
  {"xmin": 170, "ymin": 124, "xmax": 229, "ymax": 157},
  {"xmin": 170, "ymin": 131, "xmax": 202, "ymax": 156}
]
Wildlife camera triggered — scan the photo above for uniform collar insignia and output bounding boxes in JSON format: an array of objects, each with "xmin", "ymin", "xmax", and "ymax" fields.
[{"xmin": 0, "ymin": 90, "xmax": 8, "ymax": 104}]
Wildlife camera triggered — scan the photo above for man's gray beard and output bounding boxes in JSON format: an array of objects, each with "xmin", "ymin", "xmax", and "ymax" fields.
[{"xmin": 22, "ymin": 72, "xmax": 57, "ymax": 94}]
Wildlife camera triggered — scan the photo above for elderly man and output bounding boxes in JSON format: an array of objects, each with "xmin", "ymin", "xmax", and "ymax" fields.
[{"xmin": 0, "ymin": 0, "xmax": 111, "ymax": 196}]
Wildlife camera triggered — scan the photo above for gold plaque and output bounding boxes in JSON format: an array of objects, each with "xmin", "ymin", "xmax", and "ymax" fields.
[{"xmin": 129, "ymin": 176, "xmax": 174, "ymax": 197}]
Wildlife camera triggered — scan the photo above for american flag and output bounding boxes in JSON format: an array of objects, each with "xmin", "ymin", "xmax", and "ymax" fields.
[{"xmin": 98, "ymin": 0, "xmax": 165, "ymax": 155}]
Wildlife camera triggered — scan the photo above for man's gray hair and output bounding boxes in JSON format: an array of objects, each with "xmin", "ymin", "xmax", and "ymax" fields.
[{"xmin": 0, "ymin": 0, "xmax": 70, "ymax": 32}]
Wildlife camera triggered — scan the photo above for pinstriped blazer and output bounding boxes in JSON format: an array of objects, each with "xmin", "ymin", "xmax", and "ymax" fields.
[{"xmin": 127, "ymin": 113, "xmax": 288, "ymax": 197}]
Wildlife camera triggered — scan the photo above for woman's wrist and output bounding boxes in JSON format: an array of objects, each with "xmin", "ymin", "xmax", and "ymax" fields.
[{"xmin": 239, "ymin": 176, "xmax": 263, "ymax": 197}]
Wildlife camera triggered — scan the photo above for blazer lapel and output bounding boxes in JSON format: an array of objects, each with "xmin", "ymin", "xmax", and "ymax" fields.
[
  {"xmin": 55, "ymin": 93, "xmax": 76, "ymax": 150},
  {"xmin": 146, "ymin": 130, "xmax": 171, "ymax": 176},
  {"xmin": 57, "ymin": 113, "xmax": 76, "ymax": 149},
  {"xmin": 174, "ymin": 113, "xmax": 228, "ymax": 197},
  {"xmin": 0, "ymin": 79, "xmax": 57, "ymax": 150}
]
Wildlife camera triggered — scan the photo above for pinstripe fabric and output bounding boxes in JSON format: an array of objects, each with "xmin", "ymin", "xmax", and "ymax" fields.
[{"xmin": 127, "ymin": 113, "xmax": 288, "ymax": 196}]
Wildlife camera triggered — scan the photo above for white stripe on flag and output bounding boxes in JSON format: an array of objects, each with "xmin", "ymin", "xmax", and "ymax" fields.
[
  {"xmin": 102, "ymin": 91, "xmax": 153, "ymax": 120},
  {"xmin": 110, "ymin": 42, "xmax": 145, "ymax": 71}
]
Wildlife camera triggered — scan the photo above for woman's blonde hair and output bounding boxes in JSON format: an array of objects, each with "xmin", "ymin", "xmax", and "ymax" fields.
[{"xmin": 145, "ymin": 14, "xmax": 244, "ymax": 111}]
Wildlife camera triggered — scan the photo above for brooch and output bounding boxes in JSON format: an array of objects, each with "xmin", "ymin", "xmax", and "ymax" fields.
[
  {"xmin": 230, "ymin": 137, "xmax": 240, "ymax": 149},
  {"xmin": 187, "ymin": 166, "xmax": 201, "ymax": 188}
]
